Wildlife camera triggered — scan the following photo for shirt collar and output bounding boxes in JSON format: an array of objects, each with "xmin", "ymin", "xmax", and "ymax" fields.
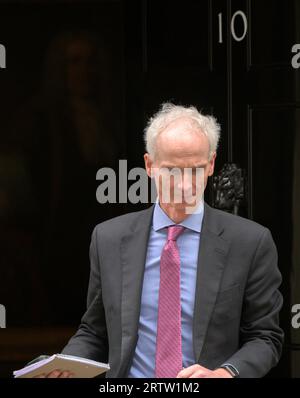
[{"xmin": 152, "ymin": 200, "xmax": 204, "ymax": 233}]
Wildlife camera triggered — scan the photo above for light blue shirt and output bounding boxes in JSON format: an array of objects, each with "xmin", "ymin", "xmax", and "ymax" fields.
[{"xmin": 128, "ymin": 201, "xmax": 204, "ymax": 378}]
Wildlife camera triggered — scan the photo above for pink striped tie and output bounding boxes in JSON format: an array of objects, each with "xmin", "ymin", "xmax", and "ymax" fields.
[{"xmin": 155, "ymin": 225, "xmax": 185, "ymax": 378}]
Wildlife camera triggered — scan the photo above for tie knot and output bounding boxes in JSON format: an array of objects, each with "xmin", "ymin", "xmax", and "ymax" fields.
[{"xmin": 167, "ymin": 225, "xmax": 185, "ymax": 241}]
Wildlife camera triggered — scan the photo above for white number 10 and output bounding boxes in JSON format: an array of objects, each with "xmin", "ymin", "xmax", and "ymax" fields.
[{"xmin": 218, "ymin": 11, "xmax": 248, "ymax": 43}]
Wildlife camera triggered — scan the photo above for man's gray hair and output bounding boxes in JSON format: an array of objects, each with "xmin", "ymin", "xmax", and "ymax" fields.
[{"xmin": 144, "ymin": 102, "xmax": 221, "ymax": 160}]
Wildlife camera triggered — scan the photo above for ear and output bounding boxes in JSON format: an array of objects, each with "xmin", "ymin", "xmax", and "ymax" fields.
[
  {"xmin": 144, "ymin": 153, "xmax": 153, "ymax": 178},
  {"xmin": 208, "ymin": 152, "xmax": 216, "ymax": 176}
]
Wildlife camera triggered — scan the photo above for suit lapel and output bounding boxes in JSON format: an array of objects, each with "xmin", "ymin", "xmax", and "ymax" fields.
[
  {"xmin": 193, "ymin": 204, "xmax": 229, "ymax": 362},
  {"xmin": 119, "ymin": 206, "xmax": 154, "ymax": 376}
]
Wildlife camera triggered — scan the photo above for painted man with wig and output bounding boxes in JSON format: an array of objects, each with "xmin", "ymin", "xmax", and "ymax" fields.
[{"xmin": 37, "ymin": 103, "xmax": 283, "ymax": 378}]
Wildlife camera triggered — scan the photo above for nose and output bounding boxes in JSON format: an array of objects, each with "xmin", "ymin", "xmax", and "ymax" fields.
[
  {"xmin": 175, "ymin": 173, "xmax": 193, "ymax": 202},
  {"xmin": 176, "ymin": 171, "xmax": 193, "ymax": 189}
]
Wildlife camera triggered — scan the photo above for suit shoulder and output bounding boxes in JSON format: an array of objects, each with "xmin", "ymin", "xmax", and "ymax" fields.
[
  {"xmin": 208, "ymin": 205, "xmax": 268, "ymax": 237},
  {"xmin": 93, "ymin": 206, "xmax": 153, "ymax": 236}
]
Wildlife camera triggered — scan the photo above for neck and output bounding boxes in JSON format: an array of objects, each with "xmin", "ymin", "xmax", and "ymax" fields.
[{"xmin": 159, "ymin": 202, "xmax": 190, "ymax": 224}]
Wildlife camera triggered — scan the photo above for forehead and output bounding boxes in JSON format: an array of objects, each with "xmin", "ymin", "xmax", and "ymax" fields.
[{"xmin": 156, "ymin": 117, "xmax": 209, "ymax": 159}]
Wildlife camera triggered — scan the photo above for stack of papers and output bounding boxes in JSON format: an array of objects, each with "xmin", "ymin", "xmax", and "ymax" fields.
[{"xmin": 13, "ymin": 354, "xmax": 110, "ymax": 378}]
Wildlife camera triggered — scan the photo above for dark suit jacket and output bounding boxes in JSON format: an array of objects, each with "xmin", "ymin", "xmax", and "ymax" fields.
[{"xmin": 62, "ymin": 203, "xmax": 284, "ymax": 378}]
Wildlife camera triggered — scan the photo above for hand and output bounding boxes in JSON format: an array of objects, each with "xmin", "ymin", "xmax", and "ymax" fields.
[
  {"xmin": 34, "ymin": 369, "xmax": 74, "ymax": 378},
  {"xmin": 176, "ymin": 364, "xmax": 233, "ymax": 378}
]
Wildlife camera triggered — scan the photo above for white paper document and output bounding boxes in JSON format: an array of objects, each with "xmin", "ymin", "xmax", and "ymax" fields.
[{"xmin": 13, "ymin": 354, "xmax": 110, "ymax": 378}]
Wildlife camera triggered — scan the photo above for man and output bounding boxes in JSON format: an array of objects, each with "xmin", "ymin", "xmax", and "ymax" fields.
[{"xmin": 38, "ymin": 103, "xmax": 283, "ymax": 378}]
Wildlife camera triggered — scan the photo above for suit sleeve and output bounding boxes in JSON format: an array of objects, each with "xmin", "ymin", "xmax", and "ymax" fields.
[
  {"xmin": 223, "ymin": 228, "xmax": 284, "ymax": 377},
  {"xmin": 61, "ymin": 226, "xmax": 109, "ymax": 362}
]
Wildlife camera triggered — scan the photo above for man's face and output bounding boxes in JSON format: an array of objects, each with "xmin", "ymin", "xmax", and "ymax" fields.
[{"xmin": 144, "ymin": 117, "xmax": 216, "ymax": 213}]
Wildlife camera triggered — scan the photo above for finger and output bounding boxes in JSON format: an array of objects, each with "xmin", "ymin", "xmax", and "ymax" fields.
[
  {"xmin": 67, "ymin": 373, "xmax": 75, "ymax": 378},
  {"xmin": 189, "ymin": 370, "xmax": 211, "ymax": 378},
  {"xmin": 47, "ymin": 369, "xmax": 62, "ymax": 378},
  {"xmin": 33, "ymin": 374, "xmax": 46, "ymax": 378},
  {"xmin": 59, "ymin": 371, "xmax": 72, "ymax": 378},
  {"xmin": 177, "ymin": 365, "xmax": 202, "ymax": 378}
]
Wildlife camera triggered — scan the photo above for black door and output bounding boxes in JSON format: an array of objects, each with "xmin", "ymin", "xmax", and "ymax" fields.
[{"xmin": 124, "ymin": 0, "xmax": 300, "ymax": 377}]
